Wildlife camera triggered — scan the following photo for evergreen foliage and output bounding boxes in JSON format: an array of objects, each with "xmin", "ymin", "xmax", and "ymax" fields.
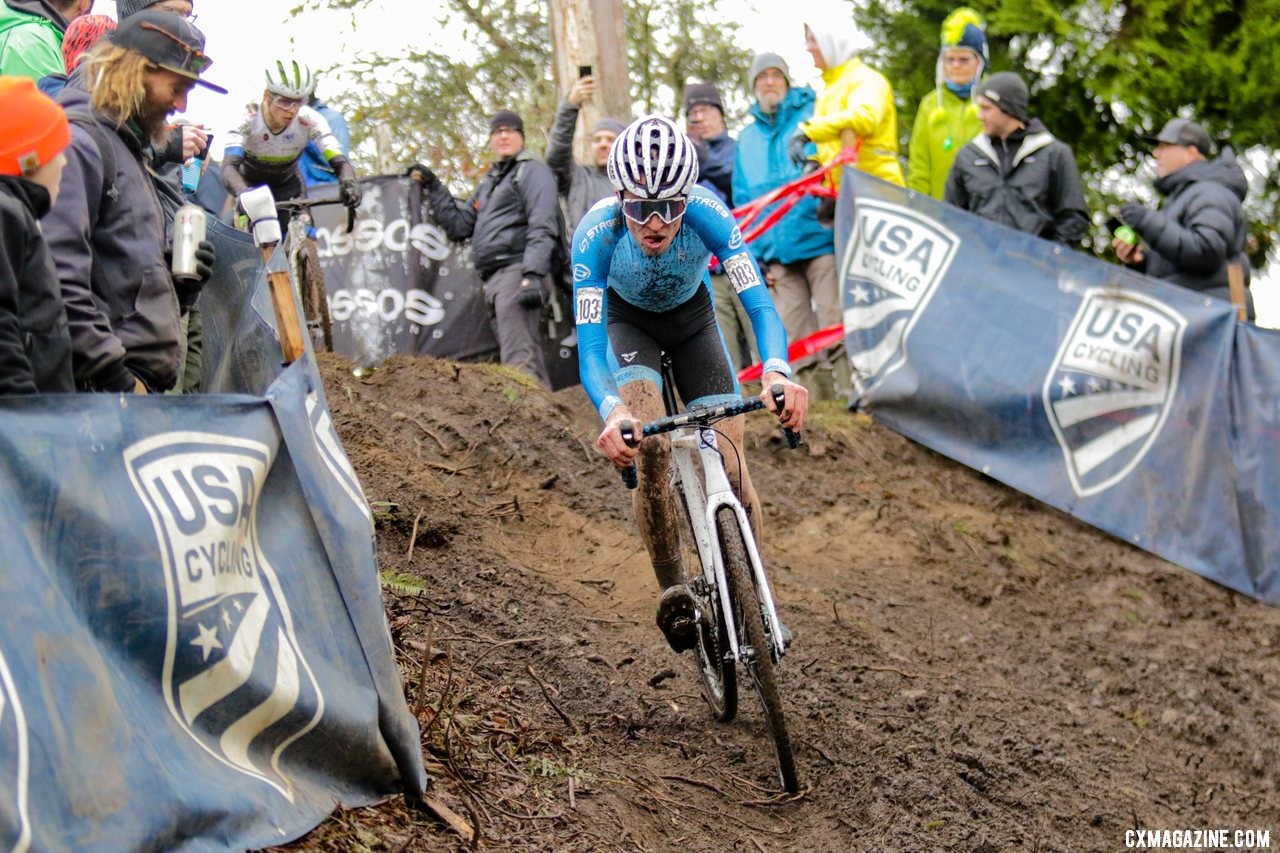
[{"xmin": 857, "ymin": 0, "xmax": 1280, "ymax": 260}]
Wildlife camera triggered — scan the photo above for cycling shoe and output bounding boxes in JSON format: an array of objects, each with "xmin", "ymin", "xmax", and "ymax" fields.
[{"xmin": 656, "ymin": 584, "xmax": 698, "ymax": 653}]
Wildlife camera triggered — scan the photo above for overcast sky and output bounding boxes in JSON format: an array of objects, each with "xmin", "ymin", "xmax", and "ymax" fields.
[{"xmin": 100, "ymin": 0, "xmax": 850, "ymax": 146}]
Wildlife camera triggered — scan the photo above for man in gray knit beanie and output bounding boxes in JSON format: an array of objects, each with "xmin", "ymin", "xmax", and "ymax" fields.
[
  {"xmin": 116, "ymin": 0, "xmax": 193, "ymax": 19},
  {"xmin": 945, "ymin": 70, "xmax": 1089, "ymax": 247}
]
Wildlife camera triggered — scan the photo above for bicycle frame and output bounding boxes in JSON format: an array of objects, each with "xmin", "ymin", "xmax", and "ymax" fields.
[{"xmin": 669, "ymin": 423, "xmax": 786, "ymax": 666}]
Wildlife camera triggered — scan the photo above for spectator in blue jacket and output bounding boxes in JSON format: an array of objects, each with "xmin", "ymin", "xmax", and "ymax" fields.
[
  {"xmin": 684, "ymin": 80, "xmax": 757, "ymax": 370},
  {"xmin": 301, "ymin": 89, "xmax": 351, "ymax": 187},
  {"xmin": 732, "ymin": 53, "xmax": 843, "ymax": 398}
]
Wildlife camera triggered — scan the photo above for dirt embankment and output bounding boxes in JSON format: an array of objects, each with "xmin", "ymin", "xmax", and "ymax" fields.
[{"xmin": 278, "ymin": 353, "xmax": 1280, "ymax": 852}]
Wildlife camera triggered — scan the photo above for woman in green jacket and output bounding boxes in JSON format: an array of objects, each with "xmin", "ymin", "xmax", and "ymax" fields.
[{"xmin": 906, "ymin": 8, "xmax": 987, "ymax": 199}]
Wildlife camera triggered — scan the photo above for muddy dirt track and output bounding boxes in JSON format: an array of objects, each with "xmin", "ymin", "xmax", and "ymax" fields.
[{"xmin": 277, "ymin": 354, "xmax": 1280, "ymax": 852}]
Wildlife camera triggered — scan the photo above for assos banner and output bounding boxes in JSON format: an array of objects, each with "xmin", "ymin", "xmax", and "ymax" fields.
[
  {"xmin": 0, "ymin": 219, "xmax": 427, "ymax": 851},
  {"xmin": 309, "ymin": 178, "xmax": 580, "ymax": 390},
  {"xmin": 835, "ymin": 170, "xmax": 1279, "ymax": 605}
]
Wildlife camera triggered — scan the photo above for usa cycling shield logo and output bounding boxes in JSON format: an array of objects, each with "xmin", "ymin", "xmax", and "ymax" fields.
[
  {"xmin": 0, "ymin": 647, "xmax": 30, "ymax": 853},
  {"xmin": 124, "ymin": 433, "xmax": 324, "ymax": 801},
  {"xmin": 839, "ymin": 198, "xmax": 958, "ymax": 394},
  {"xmin": 306, "ymin": 391, "xmax": 372, "ymax": 528},
  {"xmin": 1043, "ymin": 289, "xmax": 1186, "ymax": 497}
]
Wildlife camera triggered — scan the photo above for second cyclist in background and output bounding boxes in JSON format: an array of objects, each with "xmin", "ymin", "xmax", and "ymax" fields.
[{"xmin": 221, "ymin": 59, "xmax": 362, "ymax": 225}]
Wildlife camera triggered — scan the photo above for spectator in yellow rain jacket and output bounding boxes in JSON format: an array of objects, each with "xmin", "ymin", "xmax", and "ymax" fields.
[
  {"xmin": 907, "ymin": 8, "xmax": 986, "ymax": 199},
  {"xmin": 788, "ymin": 17, "xmax": 904, "ymax": 192}
]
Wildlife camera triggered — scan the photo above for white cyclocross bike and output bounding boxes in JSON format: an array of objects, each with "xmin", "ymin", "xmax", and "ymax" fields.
[{"xmin": 619, "ymin": 355, "xmax": 802, "ymax": 793}]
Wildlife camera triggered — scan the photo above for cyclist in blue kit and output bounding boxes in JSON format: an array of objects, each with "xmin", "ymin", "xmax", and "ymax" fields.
[{"xmin": 572, "ymin": 115, "xmax": 809, "ymax": 652}]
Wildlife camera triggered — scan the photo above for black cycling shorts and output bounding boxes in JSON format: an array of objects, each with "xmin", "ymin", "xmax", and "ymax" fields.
[{"xmin": 606, "ymin": 283, "xmax": 741, "ymax": 408}]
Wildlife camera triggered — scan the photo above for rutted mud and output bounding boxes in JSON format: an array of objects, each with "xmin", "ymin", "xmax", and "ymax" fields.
[{"xmin": 279, "ymin": 353, "xmax": 1279, "ymax": 852}]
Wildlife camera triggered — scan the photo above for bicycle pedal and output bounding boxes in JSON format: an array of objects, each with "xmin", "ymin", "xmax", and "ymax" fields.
[{"xmin": 656, "ymin": 585, "xmax": 698, "ymax": 654}]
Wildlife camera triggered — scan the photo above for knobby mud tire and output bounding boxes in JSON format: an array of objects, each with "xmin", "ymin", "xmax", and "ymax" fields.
[
  {"xmin": 678, "ymin": 487, "xmax": 736, "ymax": 722},
  {"xmin": 716, "ymin": 506, "xmax": 799, "ymax": 793},
  {"xmin": 298, "ymin": 241, "xmax": 333, "ymax": 352}
]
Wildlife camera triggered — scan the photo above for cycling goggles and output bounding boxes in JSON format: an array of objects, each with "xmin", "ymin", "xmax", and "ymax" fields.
[
  {"xmin": 620, "ymin": 197, "xmax": 687, "ymax": 225},
  {"xmin": 270, "ymin": 94, "xmax": 306, "ymax": 109}
]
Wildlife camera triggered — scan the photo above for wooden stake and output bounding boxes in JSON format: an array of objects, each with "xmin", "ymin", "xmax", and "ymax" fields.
[
  {"xmin": 1227, "ymin": 261, "xmax": 1248, "ymax": 322},
  {"xmin": 260, "ymin": 244, "xmax": 306, "ymax": 363}
]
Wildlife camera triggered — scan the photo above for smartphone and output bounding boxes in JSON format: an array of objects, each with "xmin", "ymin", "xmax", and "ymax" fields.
[{"xmin": 578, "ymin": 64, "xmax": 592, "ymax": 78}]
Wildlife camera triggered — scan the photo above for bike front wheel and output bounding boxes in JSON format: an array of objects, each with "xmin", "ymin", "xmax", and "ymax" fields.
[
  {"xmin": 716, "ymin": 506, "xmax": 799, "ymax": 793},
  {"xmin": 297, "ymin": 238, "xmax": 332, "ymax": 352},
  {"xmin": 678, "ymin": 488, "xmax": 736, "ymax": 722}
]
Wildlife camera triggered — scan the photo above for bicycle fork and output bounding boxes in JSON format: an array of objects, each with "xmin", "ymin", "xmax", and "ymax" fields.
[{"xmin": 673, "ymin": 427, "xmax": 787, "ymax": 666}]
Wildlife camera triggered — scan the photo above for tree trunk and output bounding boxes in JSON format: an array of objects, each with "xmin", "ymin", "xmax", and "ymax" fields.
[{"xmin": 548, "ymin": 0, "xmax": 630, "ymax": 164}]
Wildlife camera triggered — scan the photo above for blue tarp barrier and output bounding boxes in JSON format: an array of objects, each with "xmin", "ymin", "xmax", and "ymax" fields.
[
  {"xmin": 0, "ymin": 217, "xmax": 426, "ymax": 851},
  {"xmin": 836, "ymin": 171, "xmax": 1279, "ymax": 605},
  {"xmin": 309, "ymin": 177, "xmax": 582, "ymax": 390}
]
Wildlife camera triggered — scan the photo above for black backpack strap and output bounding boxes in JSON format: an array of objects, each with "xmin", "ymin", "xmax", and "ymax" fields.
[{"xmin": 63, "ymin": 108, "xmax": 119, "ymax": 208}]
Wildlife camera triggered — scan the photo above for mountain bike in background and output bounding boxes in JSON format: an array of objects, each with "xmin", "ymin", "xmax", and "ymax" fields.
[{"xmin": 620, "ymin": 356, "xmax": 803, "ymax": 793}]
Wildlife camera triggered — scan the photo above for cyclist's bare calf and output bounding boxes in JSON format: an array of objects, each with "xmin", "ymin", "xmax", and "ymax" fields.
[{"xmin": 613, "ymin": 379, "xmax": 764, "ymax": 590}]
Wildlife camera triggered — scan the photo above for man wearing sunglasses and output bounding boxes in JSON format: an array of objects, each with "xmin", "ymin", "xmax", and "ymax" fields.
[
  {"xmin": 222, "ymin": 58, "xmax": 362, "ymax": 227},
  {"xmin": 572, "ymin": 115, "xmax": 808, "ymax": 653},
  {"xmin": 44, "ymin": 10, "xmax": 223, "ymax": 393}
]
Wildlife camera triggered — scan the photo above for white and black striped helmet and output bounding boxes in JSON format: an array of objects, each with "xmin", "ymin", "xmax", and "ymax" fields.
[{"xmin": 607, "ymin": 115, "xmax": 699, "ymax": 199}]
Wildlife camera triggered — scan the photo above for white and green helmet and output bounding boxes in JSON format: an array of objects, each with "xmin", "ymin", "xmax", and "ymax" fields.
[{"xmin": 264, "ymin": 59, "xmax": 314, "ymax": 99}]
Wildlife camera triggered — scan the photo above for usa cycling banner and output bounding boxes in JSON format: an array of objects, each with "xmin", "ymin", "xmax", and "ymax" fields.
[
  {"xmin": 0, "ymin": 220, "xmax": 427, "ymax": 850},
  {"xmin": 309, "ymin": 176, "xmax": 581, "ymax": 390},
  {"xmin": 836, "ymin": 171, "xmax": 1279, "ymax": 606}
]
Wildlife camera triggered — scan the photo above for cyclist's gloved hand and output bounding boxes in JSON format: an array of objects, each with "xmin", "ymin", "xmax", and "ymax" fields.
[
  {"xmin": 517, "ymin": 275, "xmax": 544, "ymax": 309},
  {"xmin": 339, "ymin": 178, "xmax": 363, "ymax": 209},
  {"xmin": 405, "ymin": 163, "xmax": 441, "ymax": 189},
  {"xmin": 787, "ymin": 130, "xmax": 812, "ymax": 167}
]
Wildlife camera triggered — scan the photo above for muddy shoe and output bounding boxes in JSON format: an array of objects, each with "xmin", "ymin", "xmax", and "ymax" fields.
[{"xmin": 656, "ymin": 585, "xmax": 698, "ymax": 653}]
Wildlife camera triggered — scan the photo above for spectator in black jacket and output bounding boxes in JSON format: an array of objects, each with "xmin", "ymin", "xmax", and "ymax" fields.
[
  {"xmin": 1114, "ymin": 118, "xmax": 1253, "ymax": 319},
  {"xmin": 44, "ymin": 12, "xmax": 221, "ymax": 393},
  {"xmin": 545, "ymin": 74, "xmax": 625, "ymax": 231},
  {"xmin": 409, "ymin": 110, "xmax": 561, "ymax": 387},
  {"xmin": 0, "ymin": 75, "xmax": 73, "ymax": 393},
  {"xmin": 944, "ymin": 71, "xmax": 1089, "ymax": 247}
]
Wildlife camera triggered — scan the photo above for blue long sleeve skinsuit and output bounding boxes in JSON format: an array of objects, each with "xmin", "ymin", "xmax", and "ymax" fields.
[{"xmin": 571, "ymin": 185, "xmax": 791, "ymax": 420}]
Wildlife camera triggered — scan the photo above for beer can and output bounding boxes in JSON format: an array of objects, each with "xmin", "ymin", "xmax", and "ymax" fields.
[{"xmin": 172, "ymin": 203, "xmax": 207, "ymax": 282}]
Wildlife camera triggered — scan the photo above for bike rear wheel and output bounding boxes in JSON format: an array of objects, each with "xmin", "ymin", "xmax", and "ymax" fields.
[
  {"xmin": 677, "ymin": 487, "xmax": 736, "ymax": 722},
  {"xmin": 716, "ymin": 506, "xmax": 799, "ymax": 793}
]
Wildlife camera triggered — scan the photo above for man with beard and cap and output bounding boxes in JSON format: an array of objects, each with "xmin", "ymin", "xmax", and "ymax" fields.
[
  {"xmin": 1114, "ymin": 118, "xmax": 1253, "ymax": 319},
  {"xmin": 945, "ymin": 70, "xmax": 1088, "ymax": 247},
  {"xmin": 408, "ymin": 109, "xmax": 562, "ymax": 387},
  {"xmin": 907, "ymin": 7, "xmax": 987, "ymax": 199},
  {"xmin": 0, "ymin": 0, "xmax": 91, "ymax": 80},
  {"xmin": 546, "ymin": 72, "xmax": 626, "ymax": 231},
  {"xmin": 43, "ymin": 10, "xmax": 223, "ymax": 393},
  {"xmin": 789, "ymin": 16, "xmax": 904, "ymax": 196},
  {"xmin": 733, "ymin": 51, "xmax": 846, "ymax": 400}
]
